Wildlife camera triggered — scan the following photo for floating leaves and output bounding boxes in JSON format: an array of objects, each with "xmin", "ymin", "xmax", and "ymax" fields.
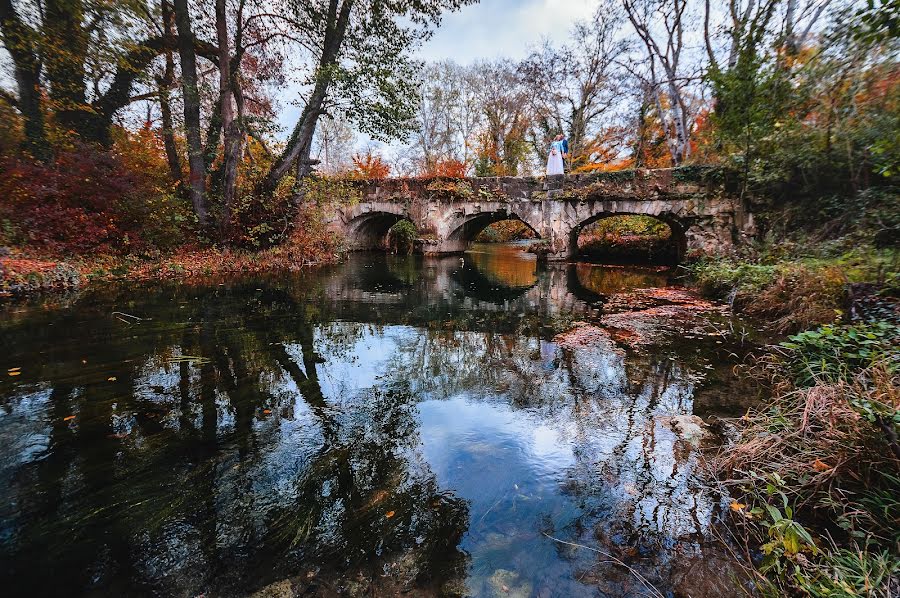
[
  {"xmin": 8, "ymin": 367, "xmax": 21, "ymax": 376},
  {"xmin": 63, "ymin": 415, "xmax": 75, "ymax": 422},
  {"xmin": 107, "ymin": 376, "xmax": 117, "ymax": 381},
  {"xmin": 385, "ymin": 511, "xmax": 395, "ymax": 519}
]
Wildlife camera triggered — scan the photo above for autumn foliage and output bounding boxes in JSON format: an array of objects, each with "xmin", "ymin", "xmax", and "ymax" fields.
[
  {"xmin": 0, "ymin": 129, "xmax": 189, "ymax": 255},
  {"xmin": 349, "ymin": 150, "xmax": 391, "ymax": 179},
  {"xmin": 421, "ymin": 159, "xmax": 468, "ymax": 178}
]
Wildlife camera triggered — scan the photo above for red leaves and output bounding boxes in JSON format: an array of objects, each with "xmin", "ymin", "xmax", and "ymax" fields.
[{"xmin": 0, "ymin": 136, "xmax": 177, "ymax": 255}]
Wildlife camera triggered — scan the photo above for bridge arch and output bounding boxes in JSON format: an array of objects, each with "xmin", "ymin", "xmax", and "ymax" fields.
[
  {"xmin": 568, "ymin": 212, "xmax": 689, "ymax": 263},
  {"xmin": 445, "ymin": 209, "xmax": 542, "ymax": 249},
  {"xmin": 344, "ymin": 206, "xmax": 412, "ymax": 251}
]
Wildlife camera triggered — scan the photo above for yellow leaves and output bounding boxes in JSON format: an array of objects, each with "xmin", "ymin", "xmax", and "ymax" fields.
[
  {"xmin": 107, "ymin": 376, "xmax": 117, "ymax": 381},
  {"xmin": 63, "ymin": 415, "xmax": 75, "ymax": 421},
  {"xmin": 385, "ymin": 511, "xmax": 395, "ymax": 519},
  {"xmin": 8, "ymin": 367, "xmax": 21, "ymax": 376},
  {"xmin": 730, "ymin": 501, "xmax": 753, "ymax": 519}
]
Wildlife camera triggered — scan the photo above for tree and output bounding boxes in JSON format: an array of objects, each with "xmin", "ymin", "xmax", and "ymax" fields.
[
  {"xmin": 519, "ymin": 6, "xmax": 629, "ymax": 169},
  {"xmin": 0, "ymin": 0, "xmax": 48, "ymax": 159},
  {"xmin": 261, "ymin": 0, "xmax": 476, "ymax": 192},
  {"xmin": 173, "ymin": 0, "xmax": 209, "ymax": 227},
  {"xmin": 623, "ymin": 0, "xmax": 697, "ymax": 165},
  {"xmin": 313, "ymin": 116, "xmax": 357, "ymax": 174},
  {"xmin": 471, "ymin": 60, "xmax": 531, "ymax": 176},
  {"xmin": 411, "ymin": 61, "xmax": 481, "ymax": 173}
]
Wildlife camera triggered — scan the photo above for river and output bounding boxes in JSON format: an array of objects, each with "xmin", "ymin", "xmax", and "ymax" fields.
[{"xmin": 0, "ymin": 243, "xmax": 758, "ymax": 597}]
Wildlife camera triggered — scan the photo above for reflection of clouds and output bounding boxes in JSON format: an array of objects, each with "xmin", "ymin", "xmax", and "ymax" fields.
[{"xmin": 0, "ymin": 386, "xmax": 52, "ymax": 473}]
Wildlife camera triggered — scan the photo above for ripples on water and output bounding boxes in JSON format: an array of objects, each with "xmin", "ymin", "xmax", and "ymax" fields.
[{"xmin": 0, "ymin": 244, "xmax": 753, "ymax": 597}]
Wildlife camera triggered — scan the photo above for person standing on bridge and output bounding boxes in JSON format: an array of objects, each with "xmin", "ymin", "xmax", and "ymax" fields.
[{"xmin": 546, "ymin": 134, "xmax": 566, "ymax": 176}]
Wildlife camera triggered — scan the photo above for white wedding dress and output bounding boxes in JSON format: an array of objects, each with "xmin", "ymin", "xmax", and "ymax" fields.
[{"xmin": 546, "ymin": 141, "xmax": 564, "ymax": 175}]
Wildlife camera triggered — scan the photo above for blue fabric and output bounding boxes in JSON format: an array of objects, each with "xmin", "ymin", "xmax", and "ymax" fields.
[{"xmin": 561, "ymin": 139, "xmax": 569, "ymax": 154}]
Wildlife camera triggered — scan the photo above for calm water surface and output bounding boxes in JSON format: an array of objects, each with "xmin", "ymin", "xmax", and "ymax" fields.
[{"xmin": 1, "ymin": 244, "xmax": 752, "ymax": 597}]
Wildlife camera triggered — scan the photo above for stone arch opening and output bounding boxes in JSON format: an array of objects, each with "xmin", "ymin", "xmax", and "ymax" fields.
[
  {"xmin": 447, "ymin": 212, "xmax": 541, "ymax": 250},
  {"xmin": 570, "ymin": 213, "xmax": 688, "ymax": 265},
  {"xmin": 346, "ymin": 211, "xmax": 413, "ymax": 251}
]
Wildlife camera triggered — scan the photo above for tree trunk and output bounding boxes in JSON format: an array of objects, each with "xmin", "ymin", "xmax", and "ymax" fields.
[
  {"xmin": 260, "ymin": 0, "xmax": 353, "ymax": 194},
  {"xmin": 159, "ymin": 1, "xmax": 183, "ymax": 187},
  {"xmin": 0, "ymin": 0, "xmax": 49, "ymax": 160},
  {"xmin": 44, "ymin": 0, "xmax": 93, "ymax": 141},
  {"xmin": 173, "ymin": 0, "xmax": 209, "ymax": 227},
  {"xmin": 215, "ymin": 0, "xmax": 241, "ymax": 236}
]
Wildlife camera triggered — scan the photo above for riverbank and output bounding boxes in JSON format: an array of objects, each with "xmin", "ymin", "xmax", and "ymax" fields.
[
  {"xmin": 681, "ymin": 239, "xmax": 900, "ymax": 596},
  {"xmin": 0, "ymin": 236, "xmax": 342, "ymax": 297}
]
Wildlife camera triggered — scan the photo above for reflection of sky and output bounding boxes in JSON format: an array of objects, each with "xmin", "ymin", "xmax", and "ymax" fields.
[
  {"xmin": 418, "ymin": 396, "xmax": 596, "ymax": 596},
  {"xmin": 295, "ymin": 321, "xmax": 714, "ymax": 595}
]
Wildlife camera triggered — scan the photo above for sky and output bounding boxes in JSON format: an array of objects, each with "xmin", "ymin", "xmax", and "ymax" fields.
[
  {"xmin": 276, "ymin": 0, "xmax": 600, "ymax": 139},
  {"xmin": 420, "ymin": 0, "xmax": 598, "ymax": 64}
]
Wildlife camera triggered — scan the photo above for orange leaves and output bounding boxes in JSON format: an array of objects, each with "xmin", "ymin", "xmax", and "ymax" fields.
[
  {"xmin": 385, "ymin": 510, "xmax": 396, "ymax": 519},
  {"xmin": 421, "ymin": 159, "xmax": 468, "ymax": 178},
  {"xmin": 812, "ymin": 459, "xmax": 832, "ymax": 472},
  {"xmin": 8, "ymin": 367, "xmax": 21, "ymax": 376},
  {"xmin": 63, "ymin": 415, "xmax": 75, "ymax": 422},
  {"xmin": 349, "ymin": 150, "xmax": 391, "ymax": 180}
]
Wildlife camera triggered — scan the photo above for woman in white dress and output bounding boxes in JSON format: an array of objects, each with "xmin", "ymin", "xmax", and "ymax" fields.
[{"xmin": 546, "ymin": 137, "xmax": 565, "ymax": 176}]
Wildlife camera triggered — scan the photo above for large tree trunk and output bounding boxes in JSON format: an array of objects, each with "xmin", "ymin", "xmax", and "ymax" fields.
[
  {"xmin": 43, "ymin": 0, "xmax": 93, "ymax": 140},
  {"xmin": 215, "ymin": 0, "xmax": 241, "ymax": 235},
  {"xmin": 159, "ymin": 1, "xmax": 183, "ymax": 188},
  {"xmin": 260, "ymin": 0, "xmax": 353, "ymax": 194},
  {"xmin": 173, "ymin": 0, "xmax": 209, "ymax": 227},
  {"xmin": 0, "ymin": 0, "xmax": 49, "ymax": 160}
]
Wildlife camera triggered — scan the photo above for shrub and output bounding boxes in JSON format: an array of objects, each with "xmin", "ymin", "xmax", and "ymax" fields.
[
  {"xmin": 0, "ymin": 132, "xmax": 187, "ymax": 255},
  {"xmin": 387, "ymin": 220, "xmax": 417, "ymax": 254},
  {"xmin": 779, "ymin": 321, "xmax": 899, "ymax": 387}
]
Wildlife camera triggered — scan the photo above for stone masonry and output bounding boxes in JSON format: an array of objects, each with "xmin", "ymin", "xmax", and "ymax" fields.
[{"xmin": 326, "ymin": 168, "xmax": 753, "ymax": 260}]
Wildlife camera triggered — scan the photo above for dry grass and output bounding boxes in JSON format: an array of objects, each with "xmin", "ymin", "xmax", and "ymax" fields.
[{"xmin": 741, "ymin": 264, "xmax": 848, "ymax": 333}]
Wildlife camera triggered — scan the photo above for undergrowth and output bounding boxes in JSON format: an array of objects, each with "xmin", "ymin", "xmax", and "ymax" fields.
[{"xmin": 714, "ymin": 320, "xmax": 899, "ymax": 596}]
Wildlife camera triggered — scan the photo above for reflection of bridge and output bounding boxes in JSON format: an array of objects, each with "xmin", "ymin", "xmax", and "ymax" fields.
[
  {"xmin": 315, "ymin": 253, "xmax": 613, "ymax": 327},
  {"xmin": 329, "ymin": 169, "xmax": 754, "ymax": 260}
]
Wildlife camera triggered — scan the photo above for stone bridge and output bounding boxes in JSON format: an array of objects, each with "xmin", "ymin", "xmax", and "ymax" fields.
[{"xmin": 327, "ymin": 168, "xmax": 753, "ymax": 260}]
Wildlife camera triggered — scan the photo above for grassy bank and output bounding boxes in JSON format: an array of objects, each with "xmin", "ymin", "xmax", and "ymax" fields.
[
  {"xmin": 686, "ymin": 246, "xmax": 898, "ymax": 333},
  {"xmin": 713, "ymin": 321, "xmax": 899, "ymax": 596},
  {"xmin": 685, "ymin": 225, "xmax": 899, "ymax": 594}
]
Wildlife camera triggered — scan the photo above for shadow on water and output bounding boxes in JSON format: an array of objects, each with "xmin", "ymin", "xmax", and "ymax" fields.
[{"xmin": 0, "ymin": 244, "xmax": 755, "ymax": 597}]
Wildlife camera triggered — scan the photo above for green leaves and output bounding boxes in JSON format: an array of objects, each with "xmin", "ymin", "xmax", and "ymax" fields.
[{"xmin": 779, "ymin": 321, "xmax": 899, "ymax": 387}]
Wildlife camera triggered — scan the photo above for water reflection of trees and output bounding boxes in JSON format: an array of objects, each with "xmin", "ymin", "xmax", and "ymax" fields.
[
  {"xmin": 1, "ymin": 255, "xmax": 729, "ymax": 596},
  {"xmin": 1, "ymin": 283, "xmax": 470, "ymax": 596}
]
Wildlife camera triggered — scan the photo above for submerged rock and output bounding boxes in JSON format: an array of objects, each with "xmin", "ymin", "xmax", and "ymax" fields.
[{"xmin": 487, "ymin": 569, "xmax": 532, "ymax": 598}]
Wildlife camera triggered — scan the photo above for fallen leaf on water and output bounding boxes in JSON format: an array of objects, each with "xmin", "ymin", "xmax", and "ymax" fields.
[
  {"xmin": 812, "ymin": 458, "xmax": 831, "ymax": 472},
  {"xmin": 385, "ymin": 510, "xmax": 395, "ymax": 518},
  {"xmin": 8, "ymin": 367, "xmax": 21, "ymax": 372},
  {"xmin": 263, "ymin": 409, "xmax": 272, "ymax": 415},
  {"xmin": 8, "ymin": 371, "xmax": 21, "ymax": 376},
  {"xmin": 107, "ymin": 376, "xmax": 117, "ymax": 381},
  {"xmin": 63, "ymin": 415, "xmax": 76, "ymax": 422}
]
